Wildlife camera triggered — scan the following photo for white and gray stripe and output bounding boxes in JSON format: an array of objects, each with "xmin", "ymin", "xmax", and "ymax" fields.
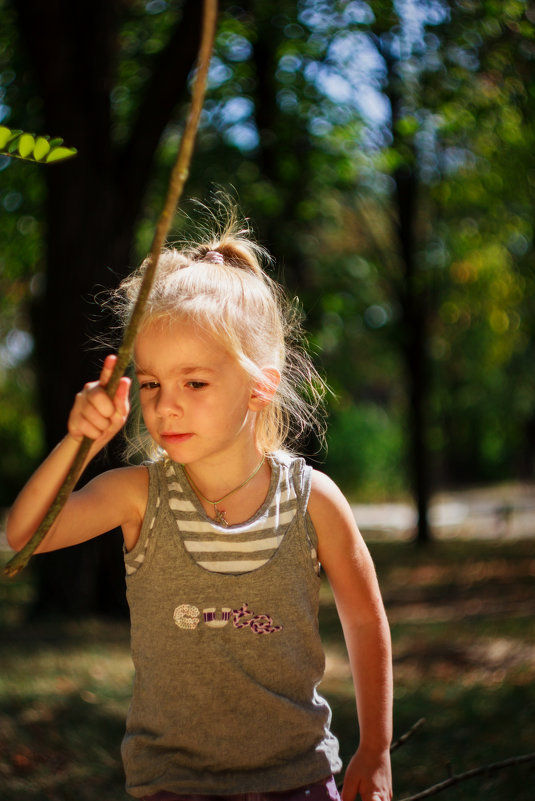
[{"xmin": 166, "ymin": 459, "xmax": 298, "ymax": 574}]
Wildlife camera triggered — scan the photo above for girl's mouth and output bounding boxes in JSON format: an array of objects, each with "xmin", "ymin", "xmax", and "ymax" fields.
[{"xmin": 160, "ymin": 433, "xmax": 194, "ymax": 444}]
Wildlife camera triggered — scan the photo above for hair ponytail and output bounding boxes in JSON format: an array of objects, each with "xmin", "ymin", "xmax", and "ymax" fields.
[{"xmin": 188, "ymin": 228, "xmax": 268, "ymax": 279}]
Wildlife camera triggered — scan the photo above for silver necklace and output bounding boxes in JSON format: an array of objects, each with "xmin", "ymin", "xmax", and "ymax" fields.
[{"xmin": 184, "ymin": 456, "xmax": 266, "ymax": 526}]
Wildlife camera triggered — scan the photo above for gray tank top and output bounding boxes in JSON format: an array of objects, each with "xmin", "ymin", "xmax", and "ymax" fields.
[{"xmin": 122, "ymin": 452, "xmax": 341, "ymax": 797}]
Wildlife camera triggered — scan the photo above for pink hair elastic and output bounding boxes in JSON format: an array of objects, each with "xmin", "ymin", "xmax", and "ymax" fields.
[{"xmin": 204, "ymin": 250, "xmax": 225, "ymax": 264}]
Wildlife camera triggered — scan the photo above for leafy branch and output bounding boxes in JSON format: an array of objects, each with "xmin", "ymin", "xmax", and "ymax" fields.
[
  {"xmin": 0, "ymin": 125, "xmax": 77, "ymax": 163},
  {"xmin": 3, "ymin": 0, "xmax": 219, "ymax": 577}
]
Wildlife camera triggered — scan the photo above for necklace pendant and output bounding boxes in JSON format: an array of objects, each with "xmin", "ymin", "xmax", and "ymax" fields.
[
  {"xmin": 214, "ymin": 506, "xmax": 228, "ymax": 526},
  {"xmin": 183, "ymin": 455, "xmax": 266, "ymax": 529}
]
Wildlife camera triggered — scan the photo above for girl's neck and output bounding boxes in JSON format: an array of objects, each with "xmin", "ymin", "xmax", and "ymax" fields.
[
  {"xmin": 183, "ymin": 446, "xmax": 265, "ymax": 497},
  {"xmin": 182, "ymin": 450, "xmax": 271, "ymax": 526}
]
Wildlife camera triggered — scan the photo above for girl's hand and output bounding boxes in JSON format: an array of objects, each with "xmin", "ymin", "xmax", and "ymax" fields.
[
  {"xmin": 341, "ymin": 746, "xmax": 392, "ymax": 801},
  {"xmin": 67, "ymin": 355, "xmax": 131, "ymax": 450}
]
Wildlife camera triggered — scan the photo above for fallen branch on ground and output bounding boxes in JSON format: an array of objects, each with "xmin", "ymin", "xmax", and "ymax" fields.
[
  {"xmin": 390, "ymin": 718, "xmax": 426, "ymax": 752},
  {"xmin": 385, "ymin": 720, "xmax": 534, "ymax": 799},
  {"xmin": 399, "ymin": 751, "xmax": 535, "ymax": 800}
]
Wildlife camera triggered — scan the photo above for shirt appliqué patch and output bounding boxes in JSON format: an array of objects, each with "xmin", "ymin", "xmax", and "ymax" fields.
[
  {"xmin": 232, "ymin": 602, "xmax": 283, "ymax": 635},
  {"xmin": 172, "ymin": 602, "xmax": 282, "ymax": 634},
  {"xmin": 203, "ymin": 607, "xmax": 232, "ymax": 628},
  {"xmin": 173, "ymin": 604, "xmax": 200, "ymax": 630}
]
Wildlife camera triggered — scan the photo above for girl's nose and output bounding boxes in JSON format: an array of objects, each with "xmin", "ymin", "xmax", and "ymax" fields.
[{"xmin": 155, "ymin": 386, "xmax": 183, "ymax": 417}]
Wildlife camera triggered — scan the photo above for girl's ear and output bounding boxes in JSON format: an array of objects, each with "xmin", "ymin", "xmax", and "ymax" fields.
[{"xmin": 249, "ymin": 367, "xmax": 281, "ymax": 411}]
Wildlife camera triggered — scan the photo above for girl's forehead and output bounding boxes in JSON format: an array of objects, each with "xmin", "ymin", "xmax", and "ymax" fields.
[
  {"xmin": 136, "ymin": 317, "xmax": 214, "ymax": 347},
  {"xmin": 134, "ymin": 317, "xmax": 231, "ymax": 369}
]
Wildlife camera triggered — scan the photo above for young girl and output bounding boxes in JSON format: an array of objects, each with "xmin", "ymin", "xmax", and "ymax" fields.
[{"xmin": 7, "ymin": 217, "xmax": 393, "ymax": 801}]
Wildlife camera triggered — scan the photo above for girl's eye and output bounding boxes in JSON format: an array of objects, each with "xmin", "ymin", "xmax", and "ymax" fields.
[
  {"xmin": 139, "ymin": 381, "xmax": 159, "ymax": 391},
  {"xmin": 187, "ymin": 381, "xmax": 207, "ymax": 390}
]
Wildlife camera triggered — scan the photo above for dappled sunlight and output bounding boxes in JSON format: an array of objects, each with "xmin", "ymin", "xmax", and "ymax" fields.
[
  {"xmin": 0, "ymin": 619, "xmax": 133, "ymax": 704},
  {"xmin": 317, "ymin": 539, "xmax": 535, "ymax": 799},
  {"xmin": 0, "ymin": 619, "xmax": 132, "ymax": 800},
  {"xmin": 0, "ymin": 540, "xmax": 534, "ymax": 799},
  {"xmin": 392, "ymin": 634, "xmax": 535, "ymax": 688}
]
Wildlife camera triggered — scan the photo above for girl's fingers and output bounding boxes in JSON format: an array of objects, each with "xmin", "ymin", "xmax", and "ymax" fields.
[
  {"xmin": 82, "ymin": 383, "xmax": 115, "ymax": 418},
  {"xmin": 99, "ymin": 353, "xmax": 117, "ymax": 387},
  {"xmin": 70, "ymin": 398, "xmax": 126, "ymax": 442},
  {"xmin": 67, "ymin": 360, "xmax": 130, "ymax": 445},
  {"xmin": 99, "ymin": 357, "xmax": 131, "ymax": 411},
  {"xmin": 117, "ymin": 379, "xmax": 131, "ymax": 416},
  {"xmin": 99, "ymin": 353, "xmax": 122, "ymax": 388},
  {"xmin": 69, "ymin": 389, "xmax": 114, "ymax": 434},
  {"xmin": 79, "ymin": 419, "xmax": 109, "ymax": 442},
  {"xmin": 67, "ymin": 354, "xmax": 131, "ymax": 447},
  {"xmin": 116, "ymin": 376, "xmax": 131, "ymax": 405}
]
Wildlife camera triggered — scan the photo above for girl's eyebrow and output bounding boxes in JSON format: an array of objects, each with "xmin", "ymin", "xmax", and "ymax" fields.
[
  {"xmin": 181, "ymin": 366, "xmax": 216, "ymax": 376},
  {"xmin": 134, "ymin": 364, "xmax": 151, "ymax": 376},
  {"xmin": 134, "ymin": 365, "xmax": 216, "ymax": 376}
]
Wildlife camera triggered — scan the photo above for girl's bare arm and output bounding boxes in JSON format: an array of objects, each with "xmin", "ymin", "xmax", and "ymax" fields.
[
  {"xmin": 308, "ymin": 470, "xmax": 393, "ymax": 801},
  {"xmin": 6, "ymin": 355, "xmax": 145, "ymax": 553}
]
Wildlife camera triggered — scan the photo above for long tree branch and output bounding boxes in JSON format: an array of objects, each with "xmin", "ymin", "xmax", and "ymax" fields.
[
  {"xmin": 4, "ymin": 0, "xmax": 219, "ymax": 578},
  {"xmin": 399, "ymin": 752, "xmax": 535, "ymax": 801}
]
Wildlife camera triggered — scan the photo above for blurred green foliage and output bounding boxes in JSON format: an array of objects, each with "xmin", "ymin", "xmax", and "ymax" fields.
[{"xmin": 1, "ymin": 0, "xmax": 535, "ymax": 505}]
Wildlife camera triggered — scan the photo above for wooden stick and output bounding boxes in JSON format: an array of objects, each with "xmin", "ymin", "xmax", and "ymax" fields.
[
  {"xmin": 390, "ymin": 718, "xmax": 426, "ymax": 752},
  {"xmin": 399, "ymin": 751, "xmax": 535, "ymax": 801},
  {"xmin": 4, "ymin": 0, "xmax": 219, "ymax": 578}
]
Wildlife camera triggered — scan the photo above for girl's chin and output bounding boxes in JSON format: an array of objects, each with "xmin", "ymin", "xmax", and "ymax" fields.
[{"xmin": 157, "ymin": 433, "xmax": 196, "ymax": 462}]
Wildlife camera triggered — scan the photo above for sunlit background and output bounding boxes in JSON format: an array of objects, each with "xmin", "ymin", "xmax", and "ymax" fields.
[
  {"xmin": 1, "ymin": 1, "xmax": 534, "ymax": 798},
  {"xmin": 2, "ymin": 0, "xmax": 535, "ymax": 511}
]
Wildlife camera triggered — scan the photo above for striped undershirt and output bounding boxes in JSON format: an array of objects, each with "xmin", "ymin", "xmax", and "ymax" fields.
[{"xmin": 166, "ymin": 458, "xmax": 302, "ymax": 574}]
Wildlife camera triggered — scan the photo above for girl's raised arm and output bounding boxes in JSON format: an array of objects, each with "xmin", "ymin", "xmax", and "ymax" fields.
[
  {"xmin": 308, "ymin": 470, "xmax": 393, "ymax": 801},
  {"xmin": 6, "ymin": 355, "xmax": 144, "ymax": 554}
]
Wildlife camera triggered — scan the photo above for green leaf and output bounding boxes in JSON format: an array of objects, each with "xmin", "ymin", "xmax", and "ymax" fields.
[
  {"xmin": 48, "ymin": 137, "xmax": 64, "ymax": 148},
  {"xmin": 33, "ymin": 136, "xmax": 51, "ymax": 161},
  {"xmin": 0, "ymin": 126, "xmax": 23, "ymax": 151},
  {"xmin": 45, "ymin": 146, "xmax": 78, "ymax": 163},
  {"xmin": 18, "ymin": 133, "xmax": 35, "ymax": 159},
  {"xmin": 0, "ymin": 126, "xmax": 11, "ymax": 149},
  {"xmin": 7, "ymin": 134, "xmax": 22, "ymax": 154}
]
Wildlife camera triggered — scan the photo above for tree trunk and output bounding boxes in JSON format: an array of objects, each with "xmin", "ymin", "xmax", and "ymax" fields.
[
  {"xmin": 383, "ymin": 38, "xmax": 432, "ymax": 545},
  {"xmin": 394, "ymin": 165, "xmax": 431, "ymax": 544}
]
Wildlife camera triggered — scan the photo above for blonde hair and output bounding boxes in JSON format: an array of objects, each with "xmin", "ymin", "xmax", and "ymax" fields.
[{"xmin": 114, "ymin": 212, "xmax": 326, "ymax": 460}]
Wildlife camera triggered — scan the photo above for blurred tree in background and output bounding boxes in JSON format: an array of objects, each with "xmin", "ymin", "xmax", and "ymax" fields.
[
  {"xmin": 1, "ymin": 0, "xmax": 203, "ymax": 615},
  {"xmin": 1, "ymin": 0, "xmax": 534, "ymax": 612}
]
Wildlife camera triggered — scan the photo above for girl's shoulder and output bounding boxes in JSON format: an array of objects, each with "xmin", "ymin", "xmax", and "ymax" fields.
[
  {"xmin": 89, "ymin": 464, "xmax": 150, "ymax": 551},
  {"xmin": 119, "ymin": 464, "xmax": 150, "ymax": 543},
  {"xmin": 307, "ymin": 469, "xmax": 362, "ymax": 558},
  {"xmin": 308, "ymin": 468, "xmax": 348, "ymax": 516},
  {"xmin": 97, "ymin": 463, "xmax": 149, "ymax": 500}
]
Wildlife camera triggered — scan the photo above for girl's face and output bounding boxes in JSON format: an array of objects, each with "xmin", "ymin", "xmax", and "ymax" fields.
[{"xmin": 134, "ymin": 318, "xmax": 263, "ymax": 467}]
